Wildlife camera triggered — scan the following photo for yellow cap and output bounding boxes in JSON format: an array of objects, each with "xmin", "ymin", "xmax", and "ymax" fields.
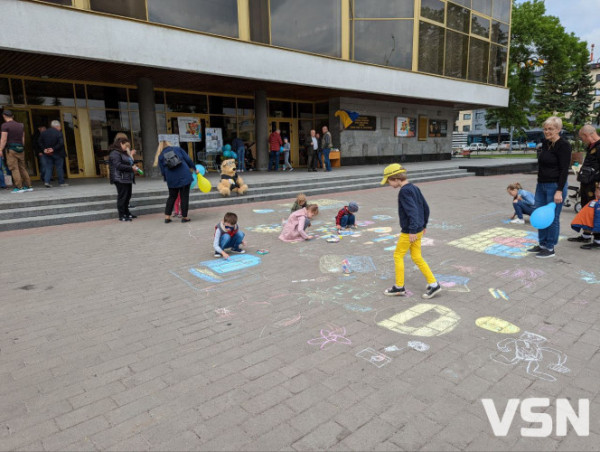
[{"xmin": 380, "ymin": 163, "xmax": 406, "ymax": 185}]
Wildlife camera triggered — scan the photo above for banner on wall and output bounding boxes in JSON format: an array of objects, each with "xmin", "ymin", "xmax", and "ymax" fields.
[
  {"xmin": 158, "ymin": 134, "xmax": 180, "ymax": 146},
  {"xmin": 394, "ymin": 117, "xmax": 416, "ymax": 137},
  {"xmin": 205, "ymin": 128, "xmax": 223, "ymax": 154},
  {"xmin": 177, "ymin": 117, "xmax": 202, "ymax": 142}
]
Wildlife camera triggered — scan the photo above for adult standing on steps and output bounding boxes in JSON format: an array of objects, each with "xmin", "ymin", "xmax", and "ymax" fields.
[
  {"xmin": 321, "ymin": 125, "xmax": 333, "ymax": 172},
  {"xmin": 40, "ymin": 120, "xmax": 68, "ymax": 188},
  {"xmin": 268, "ymin": 129, "xmax": 282, "ymax": 172},
  {"xmin": 306, "ymin": 129, "xmax": 318, "ymax": 172},
  {"xmin": 109, "ymin": 137, "xmax": 139, "ymax": 222},
  {"xmin": 0, "ymin": 109, "xmax": 33, "ymax": 193}
]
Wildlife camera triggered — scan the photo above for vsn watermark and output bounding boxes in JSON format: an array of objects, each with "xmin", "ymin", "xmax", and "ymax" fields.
[{"xmin": 482, "ymin": 398, "xmax": 589, "ymax": 437}]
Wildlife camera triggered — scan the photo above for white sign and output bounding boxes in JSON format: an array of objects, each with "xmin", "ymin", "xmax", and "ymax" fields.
[
  {"xmin": 158, "ymin": 134, "xmax": 179, "ymax": 146},
  {"xmin": 205, "ymin": 128, "xmax": 223, "ymax": 154},
  {"xmin": 177, "ymin": 117, "xmax": 202, "ymax": 142}
]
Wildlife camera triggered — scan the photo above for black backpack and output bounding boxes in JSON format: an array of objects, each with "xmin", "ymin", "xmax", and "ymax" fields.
[{"xmin": 163, "ymin": 148, "xmax": 182, "ymax": 169}]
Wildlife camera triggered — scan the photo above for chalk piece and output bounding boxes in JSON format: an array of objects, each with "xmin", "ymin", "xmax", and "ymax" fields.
[
  {"xmin": 327, "ymin": 237, "xmax": 340, "ymax": 243},
  {"xmin": 256, "ymin": 249, "xmax": 269, "ymax": 255}
]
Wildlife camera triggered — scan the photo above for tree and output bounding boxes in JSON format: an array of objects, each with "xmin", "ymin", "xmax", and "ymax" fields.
[{"xmin": 566, "ymin": 40, "xmax": 595, "ymax": 131}]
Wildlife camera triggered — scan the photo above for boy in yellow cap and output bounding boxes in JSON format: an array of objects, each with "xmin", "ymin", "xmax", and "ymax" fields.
[{"xmin": 381, "ymin": 164, "xmax": 441, "ymax": 299}]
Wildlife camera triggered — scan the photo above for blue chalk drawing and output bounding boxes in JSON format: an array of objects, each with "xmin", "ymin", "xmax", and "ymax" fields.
[
  {"xmin": 372, "ymin": 215, "xmax": 393, "ymax": 221},
  {"xmin": 189, "ymin": 254, "xmax": 261, "ymax": 282},
  {"xmin": 434, "ymin": 274, "xmax": 471, "ymax": 292},
  {"xmin": 373, "ymin": 235, "xmax": 396, "ymax": 243},
  {"xmin": 253, "ymin": 209, "xmax": 274, "ymax": 213},
  {"xmin": 579, "ymin": 270, "xmax": 600, "ymax": 284}
]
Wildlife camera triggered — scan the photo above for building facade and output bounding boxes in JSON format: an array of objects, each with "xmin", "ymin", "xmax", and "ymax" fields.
[{"xmin": 1, "ymin": 0, "xmax": 510, "ymax": 179}]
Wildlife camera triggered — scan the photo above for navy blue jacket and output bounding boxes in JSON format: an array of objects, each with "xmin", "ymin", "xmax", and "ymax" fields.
[
  {"xmin": 158, "ymin": 146, "xmax": 195, "ymax": 188},
  {"xmin": 397, "ymin": 183, "xmax": 429, "ymax": 234},
  {"xmin": 39, "ymin": 127, "xmax": 65, "ymax": 157}
]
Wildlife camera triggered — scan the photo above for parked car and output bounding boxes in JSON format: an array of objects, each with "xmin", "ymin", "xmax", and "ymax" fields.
[
  {"xmin": 486, "ymin": 142, "xmax": 499, "ymax": 151},
  {"xmin": 499, "ymin": 141, "xmax": 521, "ymax": 151},
  {"xmin": 468, "ymin": 143, "xmax": 487, "ymax": 151},
  {"xmin": 526, "ymin": 142, "xmax": 537, "ymax": 149}
]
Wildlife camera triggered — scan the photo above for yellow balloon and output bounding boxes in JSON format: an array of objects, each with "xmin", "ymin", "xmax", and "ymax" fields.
[{"xmin": 198, "ymin": 176, "xmax": 212, "ymax": 193}]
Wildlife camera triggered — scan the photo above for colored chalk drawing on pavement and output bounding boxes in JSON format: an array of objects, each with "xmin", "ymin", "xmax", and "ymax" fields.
[
  {"xmin": 253, "ymin": 209, "xmax": 274, "ymax": 213},
  {"xmin": 357, "ymin": 220, "xmax": 375, "ymax": 226},
  {"xmin": 245, "ymin": 223, "xmax": 282, "ymax": 233},
  {"xmin": 372, "ymin": 215, "xmax": 393, "ymax": 221},
  {"xmin": 427, "ymin": 222, "xmax": 462, "ymax": 230},
  {"xmin": 319, "ymin": 255, "xmax": 376, "ymax": 274},
  {"xmin": 448, "ymin": 227, "xmax": 539, "ymax": 259},
  {"xmin": 489, "ymin": 288, "xmax": 509, "ymax": 300},
  {"xmin": 367, "ymin": 227, "xmax": 393, "ymax": 234},
  {"xmin": 384, "ymin": 341, "xmax": 430, "ymax": 353},
  {"xmin": 307, "ymin": 324, "xmax": 352, "ymax": 350},
  {"xmin": 579, "ymin": 270, "xmax": 600, "ymax": 284},
  {"xmin": 357, "ymin": 348, "xmax": 392, "ymax": 368},
  {"xmin": 434, "ymin": 274, "xmax": 471, "ymax": 292},
  {"xmin": 260, "ymin": 313, "xmax": 303, "ymax": 338},
  {"xmin": 476, "ymin": 317, "xmax": 521, "ymax": 334},
  {"xmin": 377, "ymin": 303, "xmax": 461, "ymax": 337},
  {"xmin": 495, "ymin": 268, "xmax": 545, "ymax": 288},
  {"xmin": 189, "ymin": 254, "xmax": 261, "ymax": 283},
  {"xmin": 491, "ymin": 331, "xmax": 570, "ymax": 382}
]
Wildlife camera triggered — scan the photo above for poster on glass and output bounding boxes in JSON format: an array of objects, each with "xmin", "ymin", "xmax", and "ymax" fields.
[
  {"xmin": 177, "ymin": 117, "xmax": 202, "ymax": 142},
  {"xmin": 395, "ymin": 117, "xmax": 416, "ymax": 137},
  {"xmin": 158, "ymin": 134, "xmax": 180, "ymax": 146},
  {"xmin": 205, "ymin": 128, "xmax": 223, "ymax": 154},
  {"xmin": 428, "ymin": 119, "xmax": 447, "ymax": 137}
]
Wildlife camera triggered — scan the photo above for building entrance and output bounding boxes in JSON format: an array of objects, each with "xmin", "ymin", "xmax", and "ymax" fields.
[{"xmin": 269, "ymin": 119, "xmax": 299, "ymax": 168}]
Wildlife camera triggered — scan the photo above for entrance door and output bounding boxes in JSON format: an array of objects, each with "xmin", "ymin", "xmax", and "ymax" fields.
[
  {"xmin": 269, "ymin": 119, "xmax": 298, "ymax": 167},
  {"xmin": 167, "ymin": 113, "xmax": 209, "ymax": 163}
]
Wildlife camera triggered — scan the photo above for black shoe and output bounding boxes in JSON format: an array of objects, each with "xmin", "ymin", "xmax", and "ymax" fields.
[
  {"xmin": 128, "ymin": 204, "xmax": 136, "ymax": 209},
  {"xmin": 164, "ymin": 219, "xmax": 172, "ymax": 224},
  {"xmin": 580, "ymin": 242, "xmax": 600, "ymax": 250},
  {"xmin": 119, "ymin": 217, "xmax": 132, "ymax": 222},
  {"xmin": 535, "ymin": 248, "xmax": 555, "ymax": 258},
  {"xmin": 384, "ymin": 286, "xmax": 406, "ymax": 296},
  {"xmin": 527, "ymin": 245, "xmax": 542, "ymax": 253},
  {"xmin": 567, "ymin": 235, "xmax": 590, "ymax": 243},
  {"xmin": 181, "ymin": 218, "xmax": 191, "ymax": 223},
  {"xmin": 422, "ymin": 284, "xmax": 442, "ymax": 299},
  {"xmin": 127, "ymin": 214, "xmax": 137, "ymax": 219}
]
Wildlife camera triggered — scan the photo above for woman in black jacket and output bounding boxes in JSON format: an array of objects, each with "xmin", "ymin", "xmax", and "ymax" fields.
[{"xmin": 109, "ymin": 137, "xmax": 140, "ymax": 222}]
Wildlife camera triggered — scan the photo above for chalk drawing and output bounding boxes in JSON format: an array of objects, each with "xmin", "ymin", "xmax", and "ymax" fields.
[
  {"xmin": 448, "ymin": 227, "xmax": 539, "ymax": 259},
  {"xmin": 344, "ymin": 303, "xmax": 373, "ymax": 313},
  {"xmin": 357, "ymin": 221, "xmax": 375, "ymax": 226},
  {"xmin": 571, "ymin": 299, "xmax": 589, "ymax": 306},
  {"xmin": 372, "ymin": 235, "xmax": 398, "ymax": 243},
  {"xmin": 319, "ymin": 255, "xmax": 376, "ymax": 274},
  {"xmin": 476, "ymin": 317, "xmax": 520, "ymax": 334},
  {"xmin": 451, "ymin": 265, "xmax": 476, "ymax": 274},
  {"xmin": 384, "ymin": 341, "xmax": 430, "ymax": 353},
  {"xmin": 372, "ymin": 215, "xmax": 393, "ymax": 221},
  {"xmin": 291, "ymin": 276, "xmax": 331, "ymax": 283},
  {"xmin": 428, "ymin": 222, "xmax": 462, "ymax": 230},
  {"xmin": 245, "ymin": 224, "xmax": 282, "ymax": 233},
  {"xmin": 215, "ymin": 307, "xmax": 235, "ymax": 320},
  {"xmin": 489, "ymin": 288, "xmax": 509, "ymax": 300},
  {"xmin": 367, "ymin": 227, "xmax": 393, "ymax": 234},
  {"xmin": 259, "ymin": 313, "xmax": 304, "ymax": 338},
  {"xmin": 536, "ymin": 324, "xmax": 558, "ymax": 335},
  {"xmin": 579, "ymin": 270, "xmax": 600, "ymax": 284},
  {"xmin": 384, "ymin": 246, "xmax": 395, "ymax": 251},
  {"xmin": 307, "ymin": 325, "xmax": 352, "ymax": 350},
  {"xmin": 434, "ymin": 274, "xmax": 471, "ymax": 292},
  {"xmin": 383, "ymin": 345, "xmax": 402, "ymax": 352},
  {"xmin": 189, "ymin": 254, "xmax": 261, "ymax": 283},
  {"xmin": 377, "ymin": 303, "xmax": 461, "ymax": 337},
  {"xmin": 495, "ymin": 268, "xmax": 545, "ymax": 288},
  {"xmin": 253, "ymin": 209, "xmax": 274, "ymax": 213},
  {"xmin": 491, "ymin": 331, "xmax": 570, "ymax": 382},
  {"xmin": 357, "ymin": 348, "xmax": 392, "ymax": 368}
]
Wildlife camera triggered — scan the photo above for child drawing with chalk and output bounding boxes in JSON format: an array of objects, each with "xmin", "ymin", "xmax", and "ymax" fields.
[
  {"xmin": 291, "ymin": 193, "xmax": 311, "ymax": 228},
  {"xmin": 213, "ymin": 212, "xmax": 246, "ymax": 259},
  {"xmin": 335, "ymin": 201, "xmax": 359, "ymax": 233},
  {"xmin": 279, "ymin": 204, "xmax": 319, "ymax": 242},
  {"xmin": 507, "ymin": 182, "xmax": 535, "ymax": 224},
  {"xmin": 381, "ymin": 164, "xmax": 441, "ymax": 299}
]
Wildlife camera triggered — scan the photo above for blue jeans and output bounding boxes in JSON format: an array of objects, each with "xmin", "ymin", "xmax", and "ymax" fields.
[
  {"xmin": 512, "ymin": 200, "xmax": 535, "ymax": 219},
  {"xmin": 0, "ymin": 159, "xmax": 6, "ymax": 188},
  {"xmin": 340, "ymin": 214, "xmax": 355, "ymax": 228},
  {"xmin": 43, "ymin": 154, "xmax": 65, "ymax": 184},
  {"xmin": 268, "ymin": 151, "xmax": 279, "ymax": 171},
  {"xmin": 322, "ymin": 148, "xmax": 332, "ymax": 171},
  {"xmin": 534, "ymin": 182, "xmax": 567, "ymax": 250},
  {"xmin": 236, "ymin": 148, "xmax": 245, "ymax": 171},
  {"xmin": 219, "ymin": 230, "xmax": 245, "ymax": 251}
]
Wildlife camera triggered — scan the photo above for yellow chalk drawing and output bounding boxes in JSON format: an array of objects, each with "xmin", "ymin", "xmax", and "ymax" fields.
[
  {"xmin": 448, "ymin": 227, "xmax": 538, "ymax": 259},
  {"xmin": 476, "ymin": 317, "xmax": 521, "ymax": 334},
  {"xmin": 377, "ymin": 303, "xmax": 460, "ymax": 337}
]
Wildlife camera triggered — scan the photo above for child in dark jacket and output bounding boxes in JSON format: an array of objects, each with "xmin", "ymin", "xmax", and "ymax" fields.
[
  {"xmin": 335, "ymin": 202, "xmax": 358, "ymax": 232},
  {"xmin": 380, "ymin": 164, "xmax": 441, "ymax": 299}
]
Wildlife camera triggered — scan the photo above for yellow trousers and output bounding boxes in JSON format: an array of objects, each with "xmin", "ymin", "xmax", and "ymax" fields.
[{"xmin": 393, "ymin": 231, "xmax": 436, "ymax": 288}]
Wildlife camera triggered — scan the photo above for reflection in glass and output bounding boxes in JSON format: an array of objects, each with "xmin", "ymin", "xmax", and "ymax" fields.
[
  {"xmin": 237, "ymin": 98, "xmax": 254, "ymax": 117},
  {"xmin": 87, "ymin": 85, "xmax": 128, "ymax": 110},
  {"xmin": 249, "ymin": 0, "xmax": 270, "ymax": 43},
  {"xmin": 0, "ymin": 78, "xmax": 11, "ymax": 105},
  {"xmin": 445, "ymin": 31, "xmax": 468, "ymax": 79},
  {"xmin": 210, "ymin": 116, "xmax": 237, "ymax": 144},
  {"xmin": 353, "ymin": 0, "xmax": 413, "ymax": 18},
  {"xmin": 74, "ymin": 84, "xmax": 86, "ymax": 107},
  {"xmin": 468, "ymin": 38, "xmax": 489, "ymax": 82},
  {"xmin": 62, "ymin": 112, "xmax": 82, "ymax": 175},
  {"xmin": 40, "ymin": 0, "xmax": 72, "ymax": 4},
  {"xmin": 471, "ymin": 0, "xmax": 492, "ymax": 16},
  {"xmin": 491, "ymin": 20, "xmax": 509, "ymax": 45},
  {"xmin": 471, "ymin": 14, "xmax": 490, "ymax": 38},
  {"xmin": 420, "ymin": 0, "xmax": 445, "ymax": 23},
  {"xmin": 297, "ymin": 103, "xmax": 313, "ymax": 118},
  {"xmin": 11, "ymin": 79, "xmax": 25, "ymax": 104},
  {"xmin": 25, "ymin": 80, "xmax": 75, "ymax": 107},
  {"xmin": 269, "ymin": 100, "xmax": 292, "ymax": 118},
  {"xmin": 492, "ymin": 0, "xmax": 511, "ymax": 23},
  {"xmin": 315, "ymin": 102, "xmax": 328, "ymax": 115},
  {"xmin": 450, "ymin": 0, "xmax": 471, "ymax": 7},
  {"xmin": 447, "ymin": 3, "xmax": 469, "ymax": 33},
  {"xmin": 238, "ymin": 118, "xmax": 255, "ymax": 142},
  {"xmin": 489, "ymin": 44, "xmax": 507, "ymax": 86},
  {"xmin": 209, "ymin": 96, "xmax": 236, "ymax": 116},
  {"xmin": 147, "ymin": 0, "xmax": 238, "ymax": 38},
  {"xmin": 270, "ymin": 0, "xmax": 341, "ymax": 57},
  {"xmin": 129, "ymin": 111, "xmax": 142, "ymax": 156},
  {"xmin": 418, "ymin": 22, "xmax": 444, "ymax": 75},
  {"xmin": 354, "ymin": 20, "xmax": 413, "ymax": 69},
  {"xmin": 165, "ymin": 91, "xmax": 208, "ymax": 114},
  {"xmin": 156, "ymin": 112, "xmax": 167, "ymax": 135},
  {"xmin": 154, "ymin": 91, "xmax": 166, "ymax": 112},
  {"xmin": 89, "ymin": 0, "xmax": 146, "ymax": 20}
]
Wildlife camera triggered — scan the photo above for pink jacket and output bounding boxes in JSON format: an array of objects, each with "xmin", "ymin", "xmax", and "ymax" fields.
[{"xmin": 279, "ymin": 208, "xmax": 310, "ymax": 242}]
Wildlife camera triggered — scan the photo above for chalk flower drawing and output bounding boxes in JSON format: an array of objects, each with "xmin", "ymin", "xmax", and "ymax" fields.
[
  {"xmin": 307, "ymin": 325, "xmax": 352, "ymax": 350},
  {"xmin": 491, "ymin": 331, "xmax": 570, "ymax": 382}
]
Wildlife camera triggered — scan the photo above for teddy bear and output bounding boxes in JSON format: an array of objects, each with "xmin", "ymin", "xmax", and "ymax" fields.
[{"xmin": 217, "ymin": 159, "xmax": 248, "ymax": 196}]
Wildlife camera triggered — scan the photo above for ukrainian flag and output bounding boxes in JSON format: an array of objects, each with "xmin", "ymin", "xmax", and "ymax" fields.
[{"xmin": 335, "ymin": 110, "xmax": 360, "ymax": 128}]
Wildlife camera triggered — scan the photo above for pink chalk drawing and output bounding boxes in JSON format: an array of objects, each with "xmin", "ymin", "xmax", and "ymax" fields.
[
  {"xmin": 496, "ymin": 268, "xmax": 545, "ymax": 288},
  {"xmin": 492, "ymin": 236, "xmax": 537, "ymax": 248},
  {"xmin": 274, "ymin": 313, "xmax": 303, "ymax": 328},
  {"xmin": 571, "ymin": 299, "xmax": 589, "ymax": 306},
  {"xmin": 307, "ymin": 325, "xmax": 352, "ymax": 350},
  {"xmin": 452, "ymin": 265, "xmax": 476, "ymax": 274}
]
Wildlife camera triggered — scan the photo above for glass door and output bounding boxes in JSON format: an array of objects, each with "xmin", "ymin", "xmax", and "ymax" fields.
[
  {"xmin": 166, "ymin": 113, "xmax": 209, "ymax": 163},
  {"xmin": 269, "ymin": 119, "xmax": 297, "ymax": 167},
  {"xmin": 62, "ymin": 109, "xmax": 85, "ymax": 178}
]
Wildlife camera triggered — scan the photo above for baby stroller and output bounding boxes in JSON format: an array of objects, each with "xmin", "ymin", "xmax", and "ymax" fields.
[{"xmin": 563, "ymin": 164, "xmax": 582, "ymax": 213}]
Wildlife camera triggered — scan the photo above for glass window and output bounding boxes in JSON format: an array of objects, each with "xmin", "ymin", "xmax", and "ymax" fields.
[
  {"xmin": 156, "ymin": 112, "xmax": 167, "ymax": 134},
  {"xmin": 463, "ymin": 113, "xmax": 471, "ymax": 120},
  {"xmin": 418, "ymin": 22, "xmax": 444, "ymax": 75},
  {"xmin": 147, "ymin": 0, "xmax": 238, "ymax": 38},
  {"xmin": 463, "ymin": 125, "xmax": 470, "ymax": 132},
  {"xmin": 451, "ymin": 0, "xmax": 471, "ymax": 7},
  {"xmin": 269, "ymin": 100, "xmax": 292, "ymax": 118},
  {"xmin": 447, "ymin": 3, "xmax": 469, "ymax": 33},
  {"xmin": 471, "ymin": 0, "xmax": 492, "ymax": 16},
  {"xmin": 595, "ymin": 89, "xmax": 600, "ymax": 96},
  {"xmin": 0, "ymin": 78, "xmax": 10, "ymax": 105},
  {"xmin": 353, "ymin": 20, "xmax": 413, "ymax": 69},
  {"xmin": 492, "ymin": 0, "xmax": 511, "ymax": 23},
  {"xmin": 74, "ymin": 84, "xmax": 86, "ymax": 107},
  {"xmin": 129, "ymin": 111, "xmax": 143, "ymax": 156},
  {"xmin": 471, "ymin": 14, "xmax": 490, "ymax": 38},
  {"xmin": 352, "ymin": 0, "xmax": 413, "ymax": 18},
  {"xmin": 445, "ymin": 30, "xmax": 468, "ymax": 79},
  {"xmin": 270, "ymin": 0, "xmax": 341, "ymax": 57},
  {"xmin": 238, "ymin": 118, "xmax": 255, "ymax": 142},
  {"xmin": 89, "ymin": 0, "xmax": 146, "ymax": 20},
  {"xmin": 489, "ymin": 44, "xmax": 508, "ymax": 86},
  {"xmin": 490, "ymin": 20, "xmax": 509, "ymax": 45},
  {"xmin": 237, "ymin": 98, "xmax": 254, "ymax": 117},
  {"xmin": 209, "ymin": 96, "xmax": 236, "ymax": 115},
  {"xmin": 594, "ymin": 102, "xmax": 600, "ymax": 109},
  {"xmin": 210, "ymin": 116, "xmax": 237, "ymax": 143},
  {"xmin": 297, "ymin": 103, "xmax": 313, "ymax": 118},
  {"xmin": 165, "ymin": 91, "xmax": 208, "ymax": 114},
  {"xmin": 25, "ymin": 80, "xmax": 75, "ymax": 107},
  {"xmin": 475, "ymin": 124, "xmax": 483, "ymax": 130},
  {"xmin": 468, "ymin": 38, "xmax": 489, "ymax": 82},
  {"xmin": 476, "ymin": 111, "xmax": 484, "ymax": 120},
  {"xmin": 249, "ymin": 0, "xmax": 270, "ymax": 43},
  {"xmin": 154, "ymin": 90, "xmax": 166, "ymax": 111},
  {"xmin": 87, "ymin": 85, "xmax": 128, "ymax": 110},
  {"xmin": 596, "ymin": 74, "xmax": 600, "ymax": 83},
  {"xmin": 40, "ymin": 0, "xmax": 72, "ymax": 5},
  {"xmin": 11, "ymin": 79, "xmax": 25, "ymax": 104},
  {"xmin": 420, "ymin": 0, "xmax": 445, "ymax": 23},
  {"xmin": 315, "ymin": 102, "xmax": 328, "ymax": 115}
]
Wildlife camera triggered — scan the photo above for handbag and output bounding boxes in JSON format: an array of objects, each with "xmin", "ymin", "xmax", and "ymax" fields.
[
  {"xmin": 8, "ymin": 143, "xmax": 24, "ymax": 153},
  {"xmin": 577, "ymin": 166, "xmax": 598, "ymax": 184}
]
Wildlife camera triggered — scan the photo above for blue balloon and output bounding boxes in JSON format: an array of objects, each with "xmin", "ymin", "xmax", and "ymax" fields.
[
  {"xmin": 191, "ymin": 172, "xmax": 198, "ymax": 189},
  {"xmin": 530, "ymin": 202, "xmax": 556, "ymax": 229},
  {"xmin": 222, "ymin": 144, "xmax": 231, "ymax": 153},
  {"xmin": 195, "ymin": 164, "xmax": 205, "ymax": 176}
]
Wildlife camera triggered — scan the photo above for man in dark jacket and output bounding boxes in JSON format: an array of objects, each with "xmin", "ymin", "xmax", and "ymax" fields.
[{"xmin": 39, "ymin": 120, "xmax": 68, "ymax": 187}]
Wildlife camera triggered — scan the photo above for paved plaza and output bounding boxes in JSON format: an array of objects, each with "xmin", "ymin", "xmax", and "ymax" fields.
[{"xmin": 1, "ymin": 171, "xmax": 599, "ymax": 451}]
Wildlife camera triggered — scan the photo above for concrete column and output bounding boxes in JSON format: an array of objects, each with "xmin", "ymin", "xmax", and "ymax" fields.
[
  {"xmin": 254, "ymin": 90, "xmax": 268, "ymax": 171},
  {"xmin": 137, "ymin": 77, "xmax": 158, "ymax": 177}
]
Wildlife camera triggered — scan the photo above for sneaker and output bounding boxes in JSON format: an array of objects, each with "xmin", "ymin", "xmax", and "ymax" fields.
[
  {"xmin": 44, "ymin": 183, "xmax": 52, "ymax": 188},
  {"xmin": 580, "ymin": 242, "xmax": 600, "ymax": 250},
  {"xmin": 510, "ymin": 218, "xmax": 525, "ymax": 224},
  {"xmin": 119, "ymin": 217, "xmax": 132, "ymax": 222},
  {"xmin": 214, "ymin": 252, "xmax": 222, "ymax": 258},
  {"xmin": 289, "ymin": 167, "xmax": 294, "ymax": 172},
  {"xmin": 231, "ymin": 248, "xmax": 245, "ymax": 254},
  {"xmin": 527, "ymin": 245, "xmax": 542, "ymax": 253},
  {"xmin": 11, "ymin": 187, "xmax": 25, "ymax": 193},
  {"xmin": 126, "ymin": 214, "xmax": 137, "ymax": 219},
  {"xmin": 422, "ymin": 284, "xmax": 442, "ymax": 299},
  {"xmin": 535, "ymin": 248, "xmax": 555, "ymax": 258},
  {"xmin": 384, "ymin": 286, "xmax": 406, "ymax": 296},
  {"xmin": 59, "ymin": 183, "xmax": 69, "ymax": 187},
  {"xmin": 567, "ymin": 235, "xmax": 590, "ymax": 243},
  {"xmin": 23, "ymin": 186, "xmax": 34, "ymax": 192}
]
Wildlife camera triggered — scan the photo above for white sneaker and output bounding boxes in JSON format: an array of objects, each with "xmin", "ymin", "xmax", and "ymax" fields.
[{"xmin": 510, "ymin": 218, "xmax": 525, "ymax": 224}]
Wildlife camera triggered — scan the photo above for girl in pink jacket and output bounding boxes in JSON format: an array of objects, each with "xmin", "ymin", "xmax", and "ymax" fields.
[{"xmin": 279, "ymin": 204, "xmax": 319, "ymax": 242}]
